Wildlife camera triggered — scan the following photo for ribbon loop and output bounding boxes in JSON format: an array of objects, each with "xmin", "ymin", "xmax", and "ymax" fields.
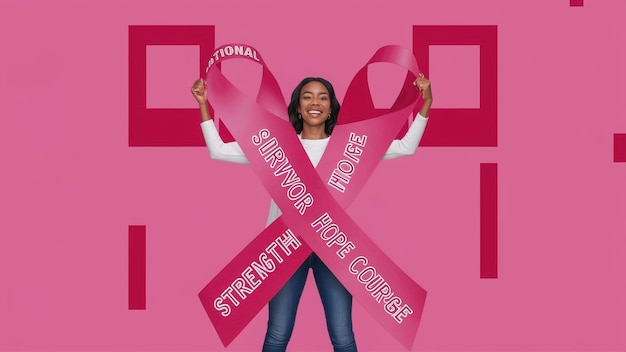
[
  {"xmin": 200, "ymin": 44, "xmax": 427, "ymax": 350},
  {"xmin": 341, "ymin": 45, "xmax": 420, "ymax": 123}
]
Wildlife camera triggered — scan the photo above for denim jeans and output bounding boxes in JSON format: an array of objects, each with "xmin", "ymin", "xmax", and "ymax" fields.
[{"xmin": 262, "ymin": 253, "xmax": 357, "ymax": 352}]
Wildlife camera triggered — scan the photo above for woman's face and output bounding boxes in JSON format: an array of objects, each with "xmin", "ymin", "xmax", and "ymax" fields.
[{"xmin": 297, "ymin": 81, "xmax": 332, "ymax": 130}]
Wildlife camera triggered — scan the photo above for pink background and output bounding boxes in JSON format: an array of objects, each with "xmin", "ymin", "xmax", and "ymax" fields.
[{"xmin": 1, "ymin": 0, "xmax": 625, "ymax": 351}]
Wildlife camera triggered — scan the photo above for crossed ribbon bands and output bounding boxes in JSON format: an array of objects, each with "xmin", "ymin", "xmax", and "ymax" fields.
[{"xmin": 198, "ymin": 43, "xmax": 427, "ymax": 350}]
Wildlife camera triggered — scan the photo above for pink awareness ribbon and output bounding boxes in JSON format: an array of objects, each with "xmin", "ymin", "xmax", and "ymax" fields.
[{"xmin": 199, "ymin": 43, "xmax": 427, "ymax": 350}]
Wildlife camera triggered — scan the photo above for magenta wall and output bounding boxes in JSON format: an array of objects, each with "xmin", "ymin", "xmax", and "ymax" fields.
[{"xmin": 1, "ymin": 0, "xmax": 625, "ymax": 351}]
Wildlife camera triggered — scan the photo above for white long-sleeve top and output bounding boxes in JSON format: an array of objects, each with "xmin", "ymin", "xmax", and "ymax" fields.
[{"xmin": 201, "ymin": 114, "xmax": 428, "ymax": 225}]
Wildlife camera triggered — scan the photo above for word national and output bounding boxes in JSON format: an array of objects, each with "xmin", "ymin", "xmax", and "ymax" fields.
[{"xmin": 206, "ymin": 45, "xmax": 260, "ymax": 71}]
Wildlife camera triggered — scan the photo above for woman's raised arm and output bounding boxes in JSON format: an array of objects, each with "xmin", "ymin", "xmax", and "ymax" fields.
[
  {"xmin": 192, "ymin": 78, "xmax": 249, "ymax": 164},
  {"xmin": 383, "ymin": 74, "xmax": 433, "ymax": 160}
]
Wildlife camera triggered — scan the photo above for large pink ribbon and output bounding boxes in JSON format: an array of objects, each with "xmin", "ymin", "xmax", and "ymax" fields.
[{"xmin": 199, "ymin": 44, "xmax": 426, "ymax": 350}]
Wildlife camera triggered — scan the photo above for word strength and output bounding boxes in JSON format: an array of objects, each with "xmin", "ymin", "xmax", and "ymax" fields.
[{"xmin": 213, "ymin": 230, "xmax": 302, "ymax": 317}]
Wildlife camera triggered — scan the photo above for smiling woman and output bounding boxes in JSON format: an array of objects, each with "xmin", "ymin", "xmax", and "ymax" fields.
[
  {"xmin": 287, "ymin": 77, "xmax": 341, "ymax": 140},
  {"xmin": 191, "ymin": 73, "xmax": 432, "ymax": 352}
]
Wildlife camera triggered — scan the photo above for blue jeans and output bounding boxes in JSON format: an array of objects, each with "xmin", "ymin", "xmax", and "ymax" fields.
[{"xmin": 262, "ymin": 253, "xmax": 357, "ymax": 352}]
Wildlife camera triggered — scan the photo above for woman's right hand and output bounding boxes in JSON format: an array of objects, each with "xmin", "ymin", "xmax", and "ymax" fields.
[
  {"xmin": 192, "ymin": 78, "xmax": 213, "ymax": 121},
  {"xmin": 191, "ymin": 78, "xmax": 207, "ymax": 105}
]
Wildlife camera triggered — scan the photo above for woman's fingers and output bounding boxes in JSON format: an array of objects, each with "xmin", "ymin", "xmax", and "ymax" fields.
[
  {"xmin": 191, "ymin": 79, "xmax": 205, "ymax": 95},
  {"xmin": 413, "ymin": 73, "xmax": 428, "ymax": 88}
]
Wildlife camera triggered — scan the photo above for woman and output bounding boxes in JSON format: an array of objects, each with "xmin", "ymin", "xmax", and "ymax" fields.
[{"xmin": 191, "ymin": 75, "xmax": 432, "ymax": 352}]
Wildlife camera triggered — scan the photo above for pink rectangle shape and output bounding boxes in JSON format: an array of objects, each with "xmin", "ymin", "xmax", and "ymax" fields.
[
  {"xmin": 480, "ymin": 163, "xmax": 498, "ymax": 278},
  {"xmin": 570, "ymin": 0, "xmax": 584, "ymax": 6},
  {"xmin": 614, "ymin": 134, "xmax": 626, "ymax": 162},
  {"xmin": 146, "ymin": 45, "xmax": 200, "ymax": 109},
  {"xmin": 128, "ymin": 225, "xmax": 146, "ymax": 310},
  {"xmin": 428, "ymin": 45, "xmax": 480, "ymax": 108}
]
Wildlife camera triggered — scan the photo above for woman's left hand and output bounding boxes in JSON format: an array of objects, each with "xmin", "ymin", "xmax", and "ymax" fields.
[{"xmin": 413, "ymin": 73, "xmax": 432, "ymax": 101}]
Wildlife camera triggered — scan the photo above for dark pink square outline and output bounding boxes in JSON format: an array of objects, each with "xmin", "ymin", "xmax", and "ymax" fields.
[
  {"xmin": 128, "ymin": 25, "xmax": 220, "ymax": 146},
  {"xmin": 413, "ymin": 25, "xmax": 498, "ymax": 147}
]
